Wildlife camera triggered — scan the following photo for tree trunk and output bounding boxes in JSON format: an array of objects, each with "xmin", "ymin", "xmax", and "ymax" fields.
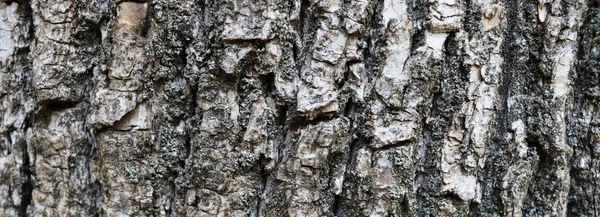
[{"xmin": 0, "ymin": 0, "xmax": 598, "ymax": 216}]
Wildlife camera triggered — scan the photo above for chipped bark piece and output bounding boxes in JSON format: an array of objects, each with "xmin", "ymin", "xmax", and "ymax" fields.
[
  {"xmin": 425, "ymin": 31, "xmax": 448, "ymax": 51},
  {"xmin": 30, "ymin": 0, "xmax": 106, "ymax": 104},
  {"xmin": 375, "ymin": 0, "xmax": 413, "ymax": 108},
  {"xmin": 90, "ymin": 89, "xmax": 138, "ymax": 127},
  {"xmin": 109, "ymin": 42, "xmax": 146, "ymax": 80},
  {"xmin": 427, "ymin": 0, "xmax": 464, "ymax": 33},
  {"xmin": 109, "ymin": 3, "xmax": 148, "ymax": 81},
  {"xmin": 222, "ymin": 18, "xmax": 274, "ymax": 41},
  {"xmin": 375, "ymin": 74, "xmax": 409, "ymax": 108},
  {"xmin": 346, "ymin": 0, "xmax": 369, "ymax": 22},
  {"xmin": 296, "ymin": 83, "xmax": 339, "ymax": 118},
  {"xmin": 372, "ymin": 120, "xmax": 416, "ymax": 148},
  {"xmin": 117, "ymin": 2, "xmax": 148, "ymax": 34},
  {"xmin": 344, "ymin": 18, "xmax": 362, "ymax": 34},
  {"xmin": 296, "ymin": 58, "xmax": 345, "ymax": 118},
  {"xmin": 345, "ymin": 35, "xmax": 362, "ymax": 60},
  {"xmin": 256, "ymin": 40, "xmax": 282, "ymax": 74},
  {"xmin": 0, "ymin": 3, "xmax": 18, "ymax": 61},
  {"xmin": 312, "ymin": 29, "xmax": 347, "ymax": 65},
  {"xmin": 114, "ymin": 103, "xmax": 152, "ymax": 130},
  {"xmin": 482, "ymin": 4, "xmax": 504, "ymax": 31},
  {"xmin": 222, "ymin": 0, "xmax": 276, "ymax": 41},
  {"xmin": 221, "ymin": 45, "xmax": 253, "ymax": 74},
  {"xmin": 537, "ymin": 0, "xmax": 551, "ymax": 22},
  {"xmin": 275, "ymin": 71, "xmax": 296, "ymax": 102},
  {"xmin": 348, "ymin": 63, "xmax": 367, "ymax": 102},
  {"xmin": 242, "ymin": 99, "xmax": 269, "ymax": 145},
  {"xmin": 442, "ymin": 169, "xmax": 477, "ymax": 201}
]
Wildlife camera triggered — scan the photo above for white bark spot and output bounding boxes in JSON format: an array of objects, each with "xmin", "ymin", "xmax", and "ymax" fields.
[
  {"xmin": 443, "ymin": 169, "xmax": 477, "ymax": 201},
  {"xmin": 0, "ymin": 3, "xmax": 18, "ymax": 61}
]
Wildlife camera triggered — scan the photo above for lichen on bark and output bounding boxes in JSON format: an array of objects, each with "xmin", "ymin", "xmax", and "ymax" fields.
[{"xmin": 1, "ymin": 0, "xmax": 599, "ymax": 216}]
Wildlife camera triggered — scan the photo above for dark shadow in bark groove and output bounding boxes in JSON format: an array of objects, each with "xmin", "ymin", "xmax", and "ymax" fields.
[
  {"xmin": 259, "ymin": 73, "xmax": 276, "ymax": 97},
  {"xmin": 299, "ymin": 0, "xmax": 310, "ymax": 34},
  {"xmin": 17, "ymin": 2, "xmax": 34, "ymax": 215},
  {"xmin": 372, "ymin": 140, "xmax": 412, "ymax": 153},
  {"xmin": 255, "ymin": 154, "xmax": 270, "ymax": 217},
  {"xmin": 19, "ymin": 113, "xmax": 34, "ymax": 217},
  {"xmin": 326, "ymin": 149, "xmax": 346, "ymax": 215},
  {"xmin": 339, "ymin": 60, "xmax": 361, "ymax": 89},
  {"xmin": 331, "ymin": 193, "xmax": 341, "ymax": 216},
  {"xmin": 364, "ymin": 0, "xmax": 385, "ymax": 83},
  {"xmin": 343, "ymin": 98, "xmax": 354, "ymax": 117},
  {"xmin": 43, "ymin": 100, "xmax": 79, "ymax": 112},
  {"xmin": 288, "ymin": 113, "xmax": 338, "ymax": 132},
  {"xmin": 333, "ymin": 86, "xmax": 369, "ymax": 215},
  {"xmin": 277, "ymin": 104, "xmax": 289, "ymax": 127},
  {"xmin": 406, "ymin": 0, "xmax": 426, "ymax": 52}
]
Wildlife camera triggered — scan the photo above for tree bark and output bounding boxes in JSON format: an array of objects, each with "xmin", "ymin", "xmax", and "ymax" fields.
[{"xmin": 0, "ymin": 0, "xmax": 598, "ymax": 216}]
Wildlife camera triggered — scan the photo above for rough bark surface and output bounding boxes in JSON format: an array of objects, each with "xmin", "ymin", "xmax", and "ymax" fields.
[{"xmin": 0, "ymin": 0, "xmax": 599, "ymax": 216}]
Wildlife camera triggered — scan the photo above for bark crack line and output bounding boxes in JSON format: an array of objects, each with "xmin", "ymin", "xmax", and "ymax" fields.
[
  {"xmin": 18, "ymin": 0, "xmax": 34, "ymax": 215},
  {"xmin": 19, "ymin": 111, "xmax": 33, "ymax": 217},
  {"xmin": 255, "ymin": 154, "xmax": 269, "ymax": 217},
  {"xmin": 332, "ymin": 96, "xmax": 365, "ymax": 215},
  {"xmin": 331, "ymin": 120, "xmax": 358, "ymax": 216},
  {"xmin": 183, "ymin": 69, "xmax": 196, "ymax": 165},
  {"xmin": 176, "ymin": 15, "xmax": 197, "ymax": 216}
]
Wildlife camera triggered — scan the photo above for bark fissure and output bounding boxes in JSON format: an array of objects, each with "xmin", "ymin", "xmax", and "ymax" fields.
[
  {"xmin": 18, "ymin": 114, "xmax": 33, "ymax": 217},
  {"xmin": 1, "ymin": 0, "xmax": 599, "ymax": 216}
]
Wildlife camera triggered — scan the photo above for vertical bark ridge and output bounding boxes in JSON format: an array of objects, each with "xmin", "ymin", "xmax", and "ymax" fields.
[
  {"xmin": 1, "ymin": 0, "xmax": 600, "ymax": 216},
  {"xmin": 567, "ymin": 1, "xmax": 600, "ymax": 216}
]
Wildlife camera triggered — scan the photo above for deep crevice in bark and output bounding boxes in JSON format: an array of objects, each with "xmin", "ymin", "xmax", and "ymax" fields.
[
  {"xmin": 18, "ymin": 113, "xmax": 33, "ymax": 217},
  {"xmin": 288, "ymin": 113, "xmax": 338, "ymax": 131},
  {"xmin": 43, "ymin": 100, "xmax": 79, "ymax": 112},
  {"xmin": 364, "ymin": 0, "xmax": 385, "ymax": 83},
  {"xmin": 16, "ymin": 1, "xmax": 34, "ymax": 215},
  {"xmin": 1, "ymin": 0, "xmax": 597, "ymax": 215},
  {"xmin": 299, "ymin": 0, "xmax": 310, "ymax": 39}
]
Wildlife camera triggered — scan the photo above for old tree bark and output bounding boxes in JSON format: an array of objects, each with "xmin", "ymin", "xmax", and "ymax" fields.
[{"xmin": 1, "ymin": 0, "xmax": 600, "ymax": 216}]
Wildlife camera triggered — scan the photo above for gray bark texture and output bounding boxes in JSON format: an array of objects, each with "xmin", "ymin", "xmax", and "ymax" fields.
[{"xmin": 0, "ymin": 0, "xmax": 599, "ymax": 216}]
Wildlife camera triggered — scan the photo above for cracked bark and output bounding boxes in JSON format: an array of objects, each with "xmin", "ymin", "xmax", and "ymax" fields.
[{"xmin": 1, "ymin": 0, "xmax": 600, "ymax": 216}]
